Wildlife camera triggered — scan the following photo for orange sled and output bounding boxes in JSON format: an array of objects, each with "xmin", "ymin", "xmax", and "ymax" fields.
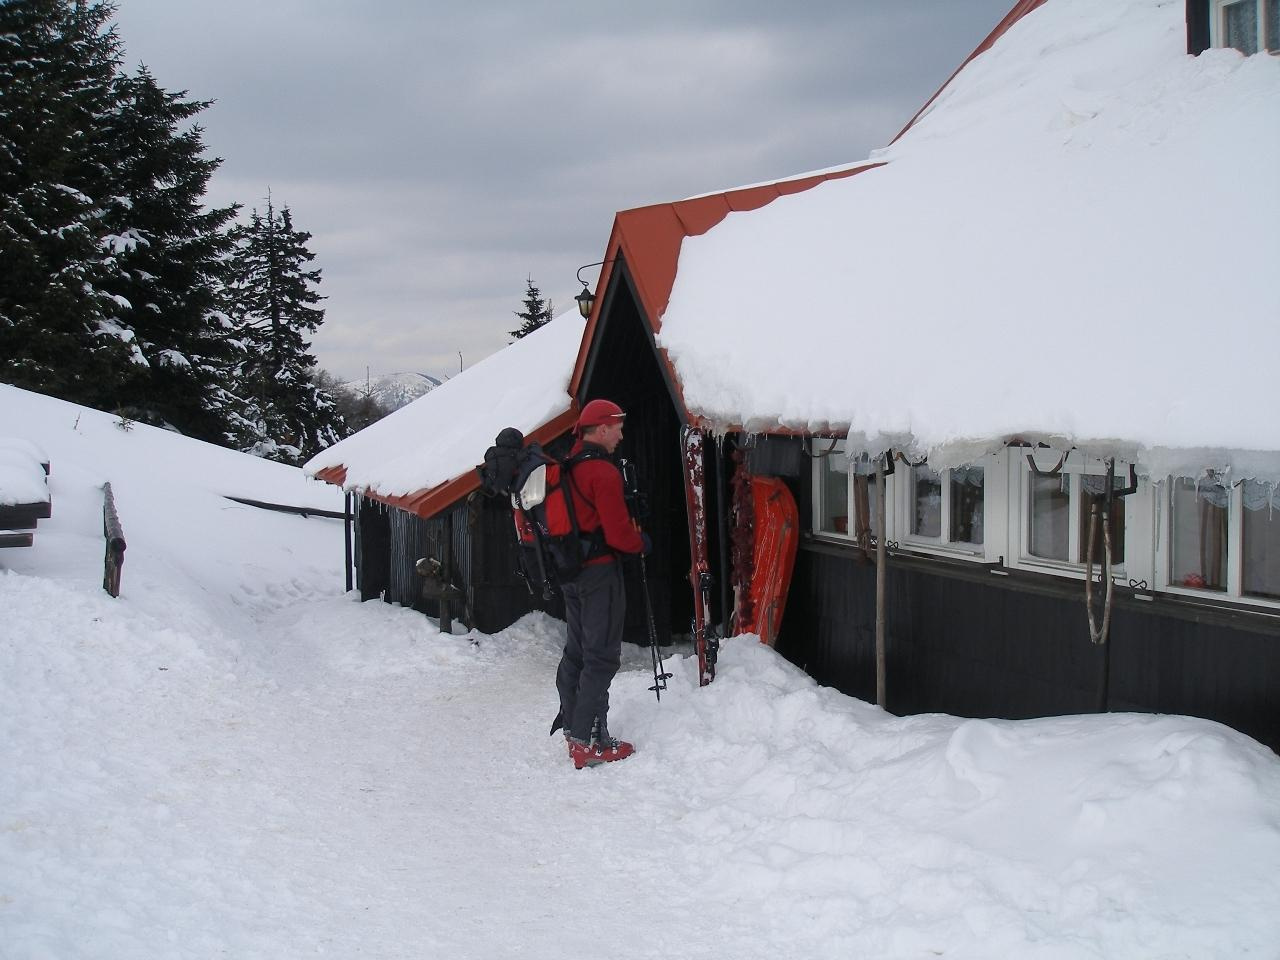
[{"xmin": 739, "ymin": 476, "xmax": 798, "ymax": 647}]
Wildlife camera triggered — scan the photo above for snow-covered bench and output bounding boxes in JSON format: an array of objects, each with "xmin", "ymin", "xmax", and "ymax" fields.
[{"xmin": 0, "ymin": 439, "xmax": 51, "ymax": 549}]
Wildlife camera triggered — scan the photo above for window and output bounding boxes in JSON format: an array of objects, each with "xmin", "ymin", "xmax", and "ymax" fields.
[
  {"xmin": 1242, "ymin": 480, "xmax": 1280, "ymax": 599},
  {"xmin": 816, "ymin": 448, "xmax": 849, "ymax": 535},
  {"xmin": 1015, "ymin": 453, "xmax": 1128, "ymax": 571},
  {"xmin": 1170, "ymin": 475, "xmax": 1228, "ymax": 591},
  {"xmin": 1163, "ymin": 474, "xmax": 1280, "ymax": 604},
  {"xmin": 811, "ymin": 448, "xmax": 991, "ymax": 561},
  {"xmin": 902, "ymin": 464, "xmax": 985, "ymax": 551},
  {"xmin": 1213, "ymin": 0, "xmax": 1280, "ymax": 54},
  {"xmin": 812, "ymin": 443, "xmax": 881, "ymax": 544},
  {"xmin": 804, "ymin": 437, "xmax": 1280, "ymax": 612}
]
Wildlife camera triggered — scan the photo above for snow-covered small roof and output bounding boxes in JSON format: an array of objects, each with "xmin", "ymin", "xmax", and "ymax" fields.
[
  {"xmin": 305, "ymin": 311, "xmax": 584, "ymax": 511},
  {"xmin": 655, "ymin": 0, "xmax": 1280, "ymax": 478},
  {"xmin": 0, "ymin": 451, "xmax": 49, "ymax": 506}
]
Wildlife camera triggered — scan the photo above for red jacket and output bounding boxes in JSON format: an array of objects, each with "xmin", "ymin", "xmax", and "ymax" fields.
[{"xmin": 568, "ymin": 440, "xmax": 644, "ymax": 562}]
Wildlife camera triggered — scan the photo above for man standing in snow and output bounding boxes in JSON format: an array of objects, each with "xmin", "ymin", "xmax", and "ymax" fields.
[{"xmin": 555, "ymin": 398, "xmax": 650, "ymax": 770}]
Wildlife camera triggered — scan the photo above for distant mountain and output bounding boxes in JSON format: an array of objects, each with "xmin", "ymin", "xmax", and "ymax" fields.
[{"xmin": 341, "ymin": 372, "xmax": 445, "ymax": 412}]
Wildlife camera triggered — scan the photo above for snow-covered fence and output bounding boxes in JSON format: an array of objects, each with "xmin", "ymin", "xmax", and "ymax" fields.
[{"xmin": 102, "ymin": 483, "xmax": 126, "ymax": 597}]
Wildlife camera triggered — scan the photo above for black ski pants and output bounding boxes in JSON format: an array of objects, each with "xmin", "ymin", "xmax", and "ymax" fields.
[{"xmin": 556, "ymin": 560, "xmax": 625, "ymax": 742}]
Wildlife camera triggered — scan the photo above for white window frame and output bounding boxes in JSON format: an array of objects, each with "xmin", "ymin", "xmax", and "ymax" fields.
[
  {"xmin": 810, "ymin": 440, "xmax": 893, "ymax": 545},
  {"xmin": 1005, "ymin": 449, "xmax": 1154, "ymax": 586},
  {"xmin": 811, "ymin": 438, "xmax": 850, "ymax": 540},
  {"xmin": 894, "ymin": 456, "xmax": 998, "ymax": 563},
  {"xmin": 1210, "ymin": 0, "xmax": 1280, "ymax": 54},
  {"xmin": 809, "ymin": 444, "xmax": 1000, "ymax": 565},
  {"xmin": 1154, "ymin": 476, "xmax": 1280, "ymax": 611},
  {"xmin": 806, "ymin": 439, "xmax": 1280, "ymax": 614}
]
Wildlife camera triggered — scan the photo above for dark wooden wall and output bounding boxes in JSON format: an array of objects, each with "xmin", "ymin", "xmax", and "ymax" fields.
[
  {"xmin": 779, "ymin": 538, "xmax": 1280, "ymax": 754},
  {"xmin": 578, "ymin": 257, "xmax": 691, "ymax": 645},
  {"xmin": 355, "ymin": 498, "xmax": 390, "ymax": 601},
  {"xmin": 1186, "ymin": 0, "xmax": 1210, "ymax": 54},
  {"xmin": 467, "ymin": 490, "xmax": 563, "ymax": 633},
  {"xmin": 355, "ymin": 493, "xmax": 549, "ymax": 635}
]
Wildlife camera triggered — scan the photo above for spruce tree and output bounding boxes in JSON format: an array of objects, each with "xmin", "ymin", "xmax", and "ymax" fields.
[
  {"xmin": 101, "ymin": 65, "xmax": 243, "ymax": 442},
  {"xmin": 509, "ymin": 276, "xmax": 554, "ymax": 340},
  {"xmin": 0, "ymin": 0, "xmax": 136, "ymax": 404},
  {"xmin": 226, "ymin": 199, "xmax": 344, "ymax": 463}
]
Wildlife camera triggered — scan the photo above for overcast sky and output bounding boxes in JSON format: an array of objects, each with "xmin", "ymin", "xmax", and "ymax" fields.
[{"xmin": 109, "ymin": 0, "xmax": 1014, "ymax": 383}]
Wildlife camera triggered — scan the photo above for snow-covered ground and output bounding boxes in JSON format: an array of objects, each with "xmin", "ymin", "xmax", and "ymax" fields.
[{"xmin": 3, "ymin": 383, "xmax": 1279, "ymax": 959}]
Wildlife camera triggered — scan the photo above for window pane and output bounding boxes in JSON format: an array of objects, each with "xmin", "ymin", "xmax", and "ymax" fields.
[
  {"xmin": 1029, "ymin": 474, "xmax": 1070, "ymax": 561},
  {"xmin": 950, "ymin": 466, "xmax": 985, "ymax": 545},
  {"xmin": 1267, "ymin": 0, "xmax": 1279, "ymax": 49},
  {"xmin": 1242, "ymin": 480, "xmax": 1280, "ymax": 599},
  {"xmin": 1224, "ymin": 0, "xmax": 1259, "ymax": 53},
  {"xmin": 819, "ymin": 454, "xmax": 849, "ymax": 534},
  {"xmin": 1077, "ymin": 476, "xmax": 1126, "ymax": 565},
  {"xmin": 912, "ymin": 466, "xmax": 941, "ymax": 538},
  {"xmin": 1170, "ymin": 476, "xmax": 1228, "ymax": 591},
  {"xmin": 852, "ymin": 474, "xmax": 881, "ymax": 542}
]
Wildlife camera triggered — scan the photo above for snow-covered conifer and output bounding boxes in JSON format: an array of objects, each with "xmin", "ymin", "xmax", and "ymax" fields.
[
  {"xmin": 0, "ymin": 0, "xmax": 135, "ymax": 403},
  {"xmin": 100, "ymin": 66, "xmax": 244, "ymax": 442},
  {"xmin": 226, "ymin": 199, "xmax": 344, "ymax": 462},
  {"xmin": 509, "ymin": 276, "xmax": 554, "ymax": 340}
]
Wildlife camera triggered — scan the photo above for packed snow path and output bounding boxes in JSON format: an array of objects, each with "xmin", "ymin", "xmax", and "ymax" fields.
[{"xmin": 5, "ymin": 571, "xmax": 1280, "ymax": 959}]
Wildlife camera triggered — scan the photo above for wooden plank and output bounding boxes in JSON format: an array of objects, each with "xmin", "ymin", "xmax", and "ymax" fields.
[
  {"xmin": 223, "ymin": 495, "xmax": 347, "ymax": 520},
  {"xmin": 0, "ymin": 504, "xmax": 42, "ymax": 529},
  {"xmin": 102, "ymin": 482, "xmax": 126, "ymax": 597},
  {"xmin": 0, "ymin": 530, "xmax": 34, "ymax": 548}
]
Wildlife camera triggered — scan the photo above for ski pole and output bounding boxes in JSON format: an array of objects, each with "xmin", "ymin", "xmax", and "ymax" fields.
[
  {"xmin": 637, "ymin": 553, "xmax": 670, "ymax": 700},
  {"xmin": 618, "ymin": 457, "xmax": 668, "ymax": 699}
]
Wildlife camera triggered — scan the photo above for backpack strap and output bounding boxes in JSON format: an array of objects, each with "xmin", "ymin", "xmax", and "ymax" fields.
[{"xmin": 564, "ymin": 448, "xmax": 615, "ymax": 562}]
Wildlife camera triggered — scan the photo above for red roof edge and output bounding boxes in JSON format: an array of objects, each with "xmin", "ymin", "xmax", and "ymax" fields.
[
  {"xmin": 569, "ymin": 163, "xmax": 883, "ymax": 404},
  {"xmin": 890, "ymin": 0, "xmax": 1049, "ymax": 145},
  {"xmin": 313, "ymin": 465, "xmax": 347, "ymax": 487},
  {"xmin": 310, "ymin": 404, "xmax": 580, "ymax": 520}
]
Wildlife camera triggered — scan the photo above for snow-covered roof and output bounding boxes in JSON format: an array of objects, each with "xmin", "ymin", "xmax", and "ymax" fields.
[
  {"xmin": 305, "ymin": 310, "xmax": 584, "ymax": 509},
  {"xmin": 654, "ymin": 0, "xmax": 1280, "ymax": 478}
]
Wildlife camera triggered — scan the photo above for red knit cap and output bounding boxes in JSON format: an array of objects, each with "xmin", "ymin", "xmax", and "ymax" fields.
[{"xmin": 575, "ymin": 398, "xmax": 626, "ymax": 433}]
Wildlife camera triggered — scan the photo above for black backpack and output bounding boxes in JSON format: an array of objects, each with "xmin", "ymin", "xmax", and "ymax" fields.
[{"xmin": 478, "ymin": 429, "xmax": 607, "ymax": 598}]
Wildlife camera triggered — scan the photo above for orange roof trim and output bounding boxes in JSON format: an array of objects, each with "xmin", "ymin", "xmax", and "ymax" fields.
[
  {"xmin": 569, "ymin": 163, "xmax": 882, "ymax": 406},
  {"xmin": 314, "ymin": 404, "xmax": 580, "ymax": 520},
  {"xmin": 891, "ymin": 0, "xmax": 1049, "ymax": 144}
]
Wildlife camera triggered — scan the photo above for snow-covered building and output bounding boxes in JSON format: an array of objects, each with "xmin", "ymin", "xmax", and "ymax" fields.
[
  {"xmin": 305, "ymin": 312, "xmax": 585, "ymax": 630},
  {"xmin": 310, "ymin": 0, "xmax": 1280, "ymax": 750}
]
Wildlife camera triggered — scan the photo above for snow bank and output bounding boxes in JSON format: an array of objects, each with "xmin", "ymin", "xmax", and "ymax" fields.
[
  {"xmin": 610, "ymin": 638, "xmax": 1280, "ymax": 958},
  {"xmin": 0, "ymin": 383, "xmax": 342, "ymax": 627},
  {"xmin": 305, "ymin": 309, "xmax": 583, "ymax": 499},
  {"xmin": 657, "ymin": 0, "xmax": 1280, "ymax": 479}
]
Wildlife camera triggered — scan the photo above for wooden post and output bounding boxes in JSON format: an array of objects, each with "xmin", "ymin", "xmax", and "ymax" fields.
[
  {"xmin": 716, "ymin": 434, "xmax": 732, "ymax": 637},
  {"xmin": 343, "ymin": 493, "xmax": 354, "ymax": 593},
  {"xmin": 102, "ymin": 482, "xmax": 126, "ymax": 598},
  {"xmin": 875, "ymin": 467, "xmax": 887, "ymax": 709},
  {"xmin": 440, "ymin": 510, "xmax": 454, "ymax": 635}
]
